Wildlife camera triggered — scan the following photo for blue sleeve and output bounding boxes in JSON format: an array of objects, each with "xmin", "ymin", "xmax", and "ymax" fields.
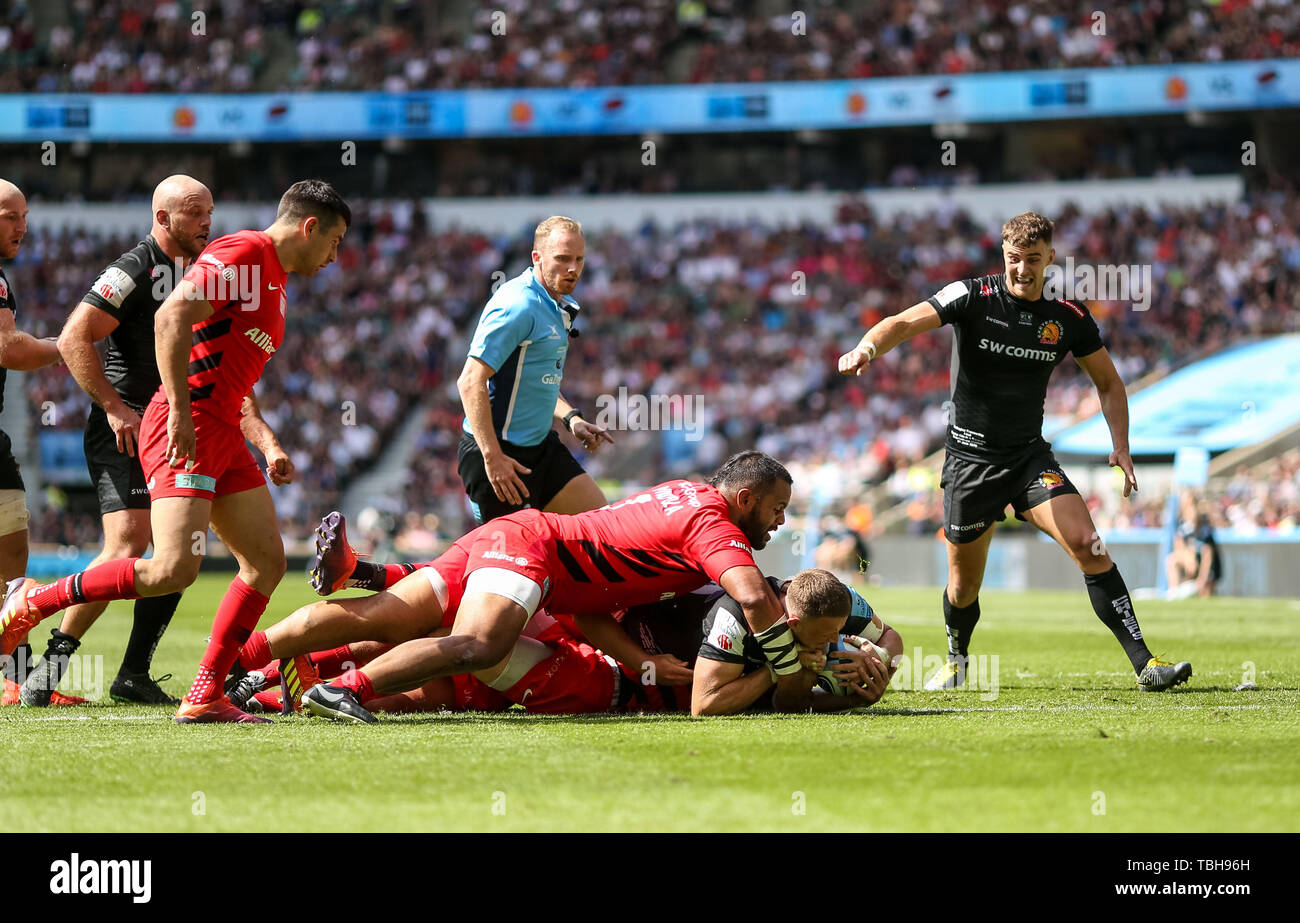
[{"xmin": 467, "ymin": 293, "xmax": 534, "ymax": 373}]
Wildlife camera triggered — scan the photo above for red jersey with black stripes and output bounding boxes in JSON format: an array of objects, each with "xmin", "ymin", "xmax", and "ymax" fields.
[
  {"xmin": 461, "ymin": 480, "xmax": 761, "ymax": 616},
  {"xmin": 154, "ymin": 230, "xmax": 288, "ymax": 424}
]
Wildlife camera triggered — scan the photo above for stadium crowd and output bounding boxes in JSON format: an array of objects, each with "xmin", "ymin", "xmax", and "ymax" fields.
[
  {"xmin": 1, "ymin": 0, "xmax": 1296, "ymax": 94},
  {"xmin": 10, "ymin": 185, "xmax": 1299, "ymax": 549}
]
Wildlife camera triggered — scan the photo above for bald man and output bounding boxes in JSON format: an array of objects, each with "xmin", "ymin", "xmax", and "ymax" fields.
[
  {"xmin": 19, "ymin": 176, "xmax": 224, "ymax": 706},
  {"xmin": 0, "ymin": 181, "xmax": 63, "ymax": 702}
]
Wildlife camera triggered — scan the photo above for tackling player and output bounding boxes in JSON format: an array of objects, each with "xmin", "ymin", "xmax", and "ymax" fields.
[
  {"xmin": 21, "ymin": 175, "xmax": 214, "ymax": 707},
  {"xmin": 837, "ymin": 211, "xmax": 1191, "ymax": 692},
  {"xmin": 237, "ymin": 451, "xmax": 812, "ymax": 723},
  {"xmin": 0, "ymin": 180, "xmax": 351, "ymax": 723},
  {"xmin": 0, "ymin": 180, "xmax": 70, "ymax": 703}
]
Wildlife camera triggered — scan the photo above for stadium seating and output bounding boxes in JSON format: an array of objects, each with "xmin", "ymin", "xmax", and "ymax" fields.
[{"xmin": 3, "ymin": 0, "xmax": 1297, "ymax": 93}]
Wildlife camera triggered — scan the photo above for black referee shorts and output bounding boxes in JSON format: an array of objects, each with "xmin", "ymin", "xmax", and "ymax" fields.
[
  {"xmin": 457, "ymin": 430, "xmax": 586, "ymax": 526},
  {"xmin": 85, "ymin": 404, "xmax": 152, "ymax": 515},
  {"xmin": 0, "ymin": 429, "xmax": 23, "ymax": 491},
  {"xmin": 940, "ymin": 443, "xmax": 1080, "ymax": 544}
]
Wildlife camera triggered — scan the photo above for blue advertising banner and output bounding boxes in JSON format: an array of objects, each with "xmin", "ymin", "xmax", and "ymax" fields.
[{"xmin": 0, "ymin": 59, "xmax": 1295, "ymax": 142}]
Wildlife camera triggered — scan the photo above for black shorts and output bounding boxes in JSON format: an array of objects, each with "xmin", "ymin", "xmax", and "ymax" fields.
[
  {"xmin": 85, "ymin": 404, "xmax": 151, "ymax": 514},
  {"xmin": 0, "ymin": 429, "xmax": 23, "ymax": 491},
  {"xmin": 457, "ymin": 429, "xmax": 587, "ymax": 526},
  {"xmin": 940, "ymin": 444, "xmax": 1080, "ymax": 544}
]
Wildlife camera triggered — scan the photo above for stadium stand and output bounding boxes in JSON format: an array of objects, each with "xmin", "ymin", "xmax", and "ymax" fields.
[{"xmin": 3, "ymin": 0, "xmax": 1298, "ymax": 93}]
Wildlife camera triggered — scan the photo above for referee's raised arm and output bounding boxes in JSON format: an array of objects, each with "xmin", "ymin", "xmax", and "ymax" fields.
[{"xmin": 837, "ymin": 301, "xmax": 942, "ymax": 376}]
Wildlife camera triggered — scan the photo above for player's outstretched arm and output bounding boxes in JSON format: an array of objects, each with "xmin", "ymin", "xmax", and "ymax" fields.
[
  {"xmin": 837, "ymin": 301, "xmax": 942, "ymax": 376},
  {"xmin": 0, "ymin": 308, "xmax": 60, "ymax": 371},
  {"xmin": 239, "ymin": 392, "xmax": 295, "ymax": 485},
  {"xmin": 1075, "ymin": 347, "xmax": 1137, "ymax": 497}
]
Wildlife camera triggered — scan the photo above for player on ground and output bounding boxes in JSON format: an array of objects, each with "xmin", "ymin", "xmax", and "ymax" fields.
[
  {"xmin": 21, "ymin": 175, "xmax": 214, "ymax": 707},
  {"xmin": 837, "ymin": 211, "xmax": 1191, "ymax": 692},
  {"xmin": 0, "ymin": 180, "xmax": 71, "ymax": 704},
  {"xmin": 238, "ymin": 451, "xmax": 813, "ymax": 723},
  {"xmin": 451, "ymin": 216, "xmax": 613, "ymax": 529},
  {"xmin": 0, "ymin": 179, "xmax": 351, "ymax": 723},
  {"xmin": 692, "ymin": 569, "xmax": 899, "ymax": 715}
]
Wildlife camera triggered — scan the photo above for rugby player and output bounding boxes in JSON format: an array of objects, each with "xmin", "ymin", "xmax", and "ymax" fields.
[
  {"xmin": 0, "ymin": 180, "xmax": 351, "ymax": 722},
  {"xmin": 452, "ymin": 216, "xmax": 614, "ymax": 527},
  {"xmin": 0, "ymin": 180, "xmax": 70, "ymax": 703},
  {"xmin": 692, "ymin": 569, "xmax": 899, "ymax": 715},
  {"xmin": 237, "ymin": 451, "xmax": 813, "ymax": 723},
  {"xmin": 837, "ymin": 212, "xmax": 1191, "ymax": 692},
  {"xmin": 21, "ymin": 175, "xmax": 215, "ymax": 707}
]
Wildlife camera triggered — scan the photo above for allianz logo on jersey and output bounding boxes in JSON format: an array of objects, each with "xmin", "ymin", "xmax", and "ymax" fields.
[
  {"xmin": 977, "ymin": 337, "xmax": 1056, "ymax": 362},
  {"xmin": 482, "ymin": 550, "xmax": 529, "ymax": 566},
  {"xmin": 245, "ymin": 327, "xmax": 276, "ymax": 355}
]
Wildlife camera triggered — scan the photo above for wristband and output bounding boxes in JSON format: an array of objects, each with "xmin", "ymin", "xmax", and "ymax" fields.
[
  {"xmin": 562, "ymin": 410, "xmax": 584, "ymax": 433},
  {"xmin": 754, "ymin": 620, "xmax": 801, "ymax": 676},
  {"xmin": 860, "ymin": 340, "xmax": 877, "ymax": 360}
]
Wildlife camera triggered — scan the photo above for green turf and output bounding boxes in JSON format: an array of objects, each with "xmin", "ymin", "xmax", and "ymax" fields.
[{"xmin": 2, "ymin": 574, "xmax": 1296, "ymax": 832}]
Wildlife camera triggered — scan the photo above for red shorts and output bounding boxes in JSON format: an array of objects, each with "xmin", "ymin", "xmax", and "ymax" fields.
[
  {"xmin": 501, "ymin": 636, "xmax": 620, "ymax": 714},
  {"xmin": 139, "ymin": 400, "xmax": 264, "ymax": 500},
  {"xmin": 452, "ymin": 674, "xmax": 511, "ymax": 712},
  {"xmin": 454, "ymin": 512, "xmax": 553, "ymax": 615},
  {"xmin": 418, "ymin": 542, "xmax": 471, "ymax": 628}
]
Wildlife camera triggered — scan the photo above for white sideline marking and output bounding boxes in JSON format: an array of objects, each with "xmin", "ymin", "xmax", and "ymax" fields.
[
  {"xmin": 25, "ymin": 714, "xmax": 163, "ymax": 722},
  {"xmin": 873, "ymin": 704, "xmax": 1268, "ymax": 715}
]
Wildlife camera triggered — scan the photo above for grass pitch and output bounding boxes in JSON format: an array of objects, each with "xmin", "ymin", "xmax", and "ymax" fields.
[{"xmin": 2, "ymin": 574, "xmax": 1296, "ymax": 832}]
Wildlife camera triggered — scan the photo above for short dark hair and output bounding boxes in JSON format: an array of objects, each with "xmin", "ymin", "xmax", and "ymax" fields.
[
  {"xmin": 276, "ymin": 179, "xmax": 351, "ymax": 230},
  {"xmin": 1001, "ymin": 211, "xmax": 1053, "ymax": 249},
  {"xmin": 708, "ymin": 450, "xmax": 792, "ymax": 494},
  {"xmin": 786, "ymin": 569, "xmax": 850, "ymax": 621}
]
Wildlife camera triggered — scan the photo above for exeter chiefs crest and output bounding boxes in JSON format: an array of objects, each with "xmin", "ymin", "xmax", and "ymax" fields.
[
  {"xmin": 1038, "ymin": 320, "xmax": 1061, "ymax": 345},
  {"xmin": 0, "ymin": 276, "xmax": 8, "ymax": 302},
  {"xmin": 1040, "ymin": 471, "xmax": 1065, "ymax": 489}
]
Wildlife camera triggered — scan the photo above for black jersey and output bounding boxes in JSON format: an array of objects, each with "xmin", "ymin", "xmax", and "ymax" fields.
[
  {"xmin": 0, "ymin": 266, "xmax": 14, "ymax": 416},
  {"xmin": 82, "ymin": 235, "xmax": 177, "ymax": 411},
  {"xmin": 927, "ymin": 272, "xmax": 1104, "ymax": 464}
]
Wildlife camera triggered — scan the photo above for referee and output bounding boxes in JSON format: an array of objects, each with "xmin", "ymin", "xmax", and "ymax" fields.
[
  {"xmin": 0, "ymin": 180, "xmax": 65, "ymax": 700},
  {"xmin": 456, "ymin": 216, "xmax": 613, "ymax": 525},
  {"xmin": 19, "ymin": 175, "xmax": 213, "ymax": 706},
  {"xmin": 838, "ymin": 212, "xmax": 1191, "ymax": 692}
]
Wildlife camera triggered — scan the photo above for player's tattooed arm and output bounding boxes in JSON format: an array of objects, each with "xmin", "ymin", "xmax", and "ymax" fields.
[
  {"xmin": 1075, "ymin": 347, "xmax": 1137, "ymax": 497},
  {"xmin": 0, "ymin": 307, "xmax": 60, "ymax": 371},
  {"xmin": 838, "ymin": 301, "xmax": 942, "ymax": 376},
  {"xmin": 239, "ymin": 392, "xmax": 295, "ymax": 486}
]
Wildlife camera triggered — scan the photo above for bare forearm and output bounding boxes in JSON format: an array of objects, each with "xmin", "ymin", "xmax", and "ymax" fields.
[
  {"xmin": 156, "ymin": 311, "xmax": 193, "ymax": 414},
  {"xmin": 240, "ymin": 407, "xmax": 280, "ymax": 456},
  {"xmin": 61, "ymin": 338, "xmax": 125, "ymax": 410},
  {"xmin": 694, "ymin": 668, "xmax": 774, "ymax": 716},
  {"xmin": 554, "ymin": 392, "xmax": 575, "ymax": 421},
  {"xmin": 572, "ymin": 613, "xmax": 649, "ymax": 671},
  {"xmin": 855, "ymin": 315, "xmax": 912, "ymax": 358},
  {"xmin": 0, "ymin": 333, "xmax": 60, "ymax": 371},
  {"xmin": 770, "ymin": 668, "xmax": 818, "ymax": 713},
  {"xmin": 459, "ymin": 379, "xmax": 504, "ymax": 458},
  {"xmin": 1097, "ymin": 384, "xmax": 1130, "ymax": 452}
]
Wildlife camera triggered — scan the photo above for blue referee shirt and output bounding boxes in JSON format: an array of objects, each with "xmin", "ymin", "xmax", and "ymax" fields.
[{"xmin": 463, "ymin": 266, "xmax": 579, "ymax": 446}]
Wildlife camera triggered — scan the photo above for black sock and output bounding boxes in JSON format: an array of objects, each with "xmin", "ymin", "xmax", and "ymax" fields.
[
  {"xmin": 1084, "ymin": 565, "xmax": 1152, "ymax": 673},
  {"xmin": 941, "ymin": 589, "xmax": 980, "ymax": 659},
  {"xmin": 3, "ymin": 642, "xmax": 33, "ymax": 684},
  {"xmin": 348, "ymin": 561, "xmax": 414, "ymax": 592},
  {"xmin": 119, "ymin": 592, "xmax": 181, "ymax": 676},
  {"xmin": 36, "ymin": 629, "xmax": 81, "ymax": 688}
]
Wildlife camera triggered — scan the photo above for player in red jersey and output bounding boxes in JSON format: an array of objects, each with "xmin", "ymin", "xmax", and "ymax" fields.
[
  {"xmin": 239, "ymin": 451, "xmax": 817, "ymax": 723},
  {"xmin": 0, "ymin": 180, "xmax": 351, "ymax": 723}
]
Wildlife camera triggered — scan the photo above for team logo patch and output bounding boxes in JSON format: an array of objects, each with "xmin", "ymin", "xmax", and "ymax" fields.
[
  {"xmin": 1039, "ymin": 471, "xmax": 1065, "ymax": 489},
  {"xmin": 979, "ymin": 282, "xmax": 993, "ymax": 297},
  {"xmin": 1018, "ymin": 311, "xmax": 1035, "ymax": 326},
  {"xmin": 91, "ymin": 266, "xmax": 136, "ymax": 309},
  {"xmin": 0, "ymin": 277, "xmax": 8, "ymax": 301},
  {"xmin": 1038, "ymin": 321, "xmax": 1062, "ymax": 345}
]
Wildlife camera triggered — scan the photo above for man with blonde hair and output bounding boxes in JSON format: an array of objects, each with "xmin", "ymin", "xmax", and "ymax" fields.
[{"xmin": 309, "ymin": 216, "xmax": 614, "ymax": 598}]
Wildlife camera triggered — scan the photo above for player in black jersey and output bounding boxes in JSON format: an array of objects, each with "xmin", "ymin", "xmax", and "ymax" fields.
[
  {"xmin": 691, "ymin": 568, "xmax": 897, "ymax": 715},
  {"xmin": 0, "ymin": 180, "xmax": 69, "ymax": 700},
  {"xmin": 838, "ymin": 212, "xmax": 1190, "ymax": 693},
  {"xmin": 19, "ymin": 176, "xmax": 214, "ymax": 706}
]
